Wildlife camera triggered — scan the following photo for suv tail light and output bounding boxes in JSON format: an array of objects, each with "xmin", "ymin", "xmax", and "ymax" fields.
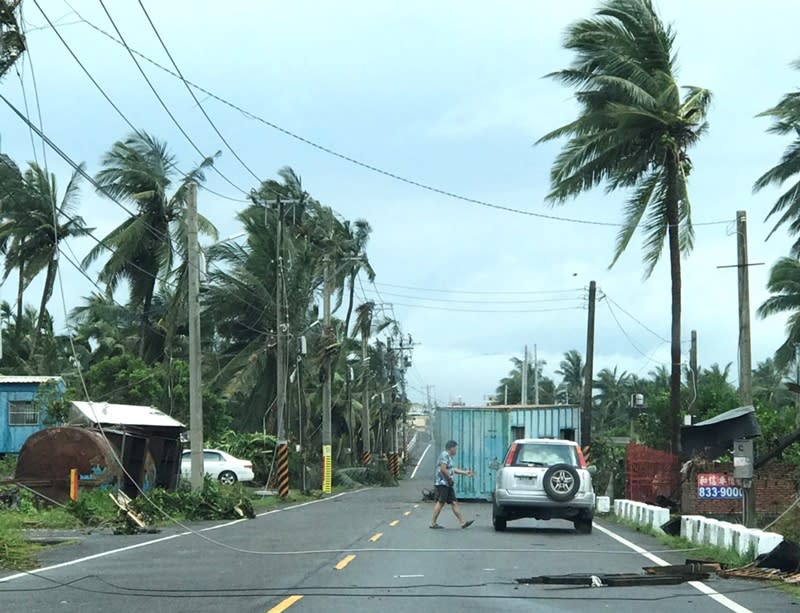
[
  {"xmin": 503, "ymin": 443, "xmax": 518, "ymax": 466},
  {"xmin": 576, "ymin": 446, "xmax": 587, "ymax": 469},
  {"xmin": 244, "ymin": 463, "xmax": 253, "ymax": 469}
]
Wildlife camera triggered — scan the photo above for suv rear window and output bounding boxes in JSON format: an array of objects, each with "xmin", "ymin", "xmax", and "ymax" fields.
[{"xmin": 510, "ymin": 443, "xmax": 578, "ymax": 467}]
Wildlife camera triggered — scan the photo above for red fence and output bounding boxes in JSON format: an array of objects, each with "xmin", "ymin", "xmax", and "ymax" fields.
[{"xmin": 626, "ymin": 443, "xmax": 680, "ymax": 504}]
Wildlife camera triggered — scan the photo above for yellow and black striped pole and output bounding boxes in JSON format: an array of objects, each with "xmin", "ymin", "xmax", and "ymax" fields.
[
  {"xmin": 277, "ymin": 441, "xmax": 289, "ymax": 498},
  {"xmin": 361, "ymin": 450, "xmax": 372, "ymax": 466}
]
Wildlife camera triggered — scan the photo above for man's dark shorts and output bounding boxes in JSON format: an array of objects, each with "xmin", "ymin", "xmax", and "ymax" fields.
[{"xmin": 434, "ymin": 485, "xmax": 456, "ymax": 504}]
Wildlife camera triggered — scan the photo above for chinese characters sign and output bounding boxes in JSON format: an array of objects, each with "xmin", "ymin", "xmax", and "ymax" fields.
[{"xmin": 697, "ymin": 473, "xmax": 742, "ymax": 499}]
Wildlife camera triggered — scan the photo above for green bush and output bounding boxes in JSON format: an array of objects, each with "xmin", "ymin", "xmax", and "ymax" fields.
[
  {"xmin": 66, "ymin": 490, "xmax": 119, "ymax": 526},
  {"xmin": 334, "ymin": 465, "xmax": 397, "ymax": 488},
  {"xmin": 130, "ymin": 478, "xmax": 255, "ymax": 525},
  {"xmin": 0, "ymin": 454, "xmax": 16, "ymax": 480}
]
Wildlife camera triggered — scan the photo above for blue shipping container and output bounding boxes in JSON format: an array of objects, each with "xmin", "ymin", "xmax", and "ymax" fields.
[{"xmin": 433, "ymin": 404, "xmax": 581, "ymax": 500}]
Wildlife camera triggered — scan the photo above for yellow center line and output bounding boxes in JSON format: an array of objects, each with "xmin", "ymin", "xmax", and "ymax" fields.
[
  {"xmin": 403, "ymin": 511, "xmax": 412, "ymax": 516},
  {"xmin": 370, "ymin": 533, "xmax": 383, "ymax": 542},
  {"xmin": 267, "ymin": 595, "xmax": 303, "ymax": 613},
  {"xmin": 389, "ymin": 520, "xmax": 400, "ymax": 527},
  {"xmin": 334, "ymin": 554, "xmax": 357, "ymax": 570}
]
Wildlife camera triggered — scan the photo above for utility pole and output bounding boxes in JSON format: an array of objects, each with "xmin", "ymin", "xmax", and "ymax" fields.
[
  {"xmin": 737, "ymin": 211, "xmax": 753, "ymax": 405},
  {"xmin": 275, "ymin": 198, "xmax": 289, "ymax": 498},
  {"xmin": 361, "ymin": 334, "xmax": 371, "ymax": 465},
  {"xmin": 534, "ymin": 344, "xmax": 540, "ymax": 405},
  {"xmin": 689, "ymin": 330, "xmax": 698, "ymax": 418},
  {"xmin": 321, "ymin": 255, "xmax": 333, "ymax": 494},
  {"xmin": 187, "ymin": 182, "xmax": 204, "ymax": 491},
  {"xmin": 581, "ymin": 281, "xmax": 596, "ymax": 449},
  {"xmin": 737, "ymin": 210, "xmax": 756, "ymax": 527},
  {"xmin": 521, "ymin": 345, "xmax": 528, "ymax": 405},
  {"xmin": 347, "ymin": 364, "xmax": 354, "ymax": 464}
]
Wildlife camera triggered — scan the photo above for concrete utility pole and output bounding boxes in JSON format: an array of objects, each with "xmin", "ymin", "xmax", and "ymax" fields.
[
  {"xmin": 187, "ymin": 182, "xmax": 204, "ymax": 491},
  {"xmin": 521, "ymin": 345, "xmax": 528, "ymax": 405},
  {"xmin": 737, "ymin": 211, "xmax": 753, "ymax": 405},
  {"xmin": 321, "ymin": 255, "xmax": 333, "ymax": 494},
  {"xmin": 581, "ymin": 281, "xmax": 596, "ymax": 449},
  {"xmin": 737, "ymin": 211, "xmax": 756, "ymax": 527},
  {"xmin": 275, "ymin": 198, "xmax": 289, "ymax": 497},
  {"xmin": 534, "ymin": 344, "xmax": 540, "ymax": 405},
  {"xmin": 361, "ymin": 336, "xmax": 371, "ymax": 465}
]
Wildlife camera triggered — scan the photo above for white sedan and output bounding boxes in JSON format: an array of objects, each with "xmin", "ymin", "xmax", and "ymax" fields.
[{"xmin": 181, "ymin": 449, "xmax": 255, "ymax": 485}]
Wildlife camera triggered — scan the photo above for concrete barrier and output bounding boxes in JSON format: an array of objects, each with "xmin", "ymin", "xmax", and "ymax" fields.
[{"xmin": 613, "ymin": 499, "xmax": 784, "ymax": 559}]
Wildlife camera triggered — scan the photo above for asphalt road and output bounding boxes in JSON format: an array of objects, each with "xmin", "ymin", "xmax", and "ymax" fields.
[{"xmin": 1, "ymin": 437, "xmax": 797, "ymax": 612}]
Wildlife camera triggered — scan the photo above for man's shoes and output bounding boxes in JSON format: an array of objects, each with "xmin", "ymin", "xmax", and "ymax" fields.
[
  {"xmin": 461, "ymin": 520, "xmax": 474, "ymax": 529},
  {"xmin": 429, "ymin": 523, "xmax": 444, "ymax": 529}
]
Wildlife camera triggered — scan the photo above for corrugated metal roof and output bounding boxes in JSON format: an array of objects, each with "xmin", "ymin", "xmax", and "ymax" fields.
[
  {"xmin": 69, "ymin": 401, "xmax": 185, "ymax": 428},
  {"xmin": 0, "ymin": 375, "xmax": 63, "ymax": 384}
]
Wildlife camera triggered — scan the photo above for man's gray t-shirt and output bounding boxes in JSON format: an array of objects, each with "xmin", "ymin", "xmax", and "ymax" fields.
[{"xmin": 435, "ymin": 451, "xmax": 452, "ymax": 486}]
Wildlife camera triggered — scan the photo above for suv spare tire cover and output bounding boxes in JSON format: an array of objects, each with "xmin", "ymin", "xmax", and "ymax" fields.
[{"xmin": 543, "ymin": 463, "xmax": 580, "ymax": 502}]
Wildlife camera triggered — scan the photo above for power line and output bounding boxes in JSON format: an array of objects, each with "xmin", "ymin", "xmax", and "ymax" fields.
[
  {"xmin": 29, "ymin": 0, "xmax": 246, "ymax": 204},
  {"xmin": 603, "ymin": 298, "xmax": 667, "ymax": 367},
  {"xmin": 20, "ymin": 6, "xmax": 48, "ymax": 171},
  {"xmin": 136, "ymin": 0, "xmax": 262, "ymax": 185},
  {"xmin": 365, "ymin": 289, "xmax": 584, "ymax": 305},
  {"xmin": 96, "ymin": 0, "xmax": 250, "ymax": 197},
  {"xmin": 61, "ymin": 6, "xmax": 734, "ymax": 229},
  {"xmin": 363, "ymin": 300, "xmax": 586, "ymax": 314},
  {"xmin": 602, "ymin": 292, "xmax": 670, "ymax": 344},
  {"xmin": 373, "ymin": 281, "xmax": 586, "ymax": 296}
]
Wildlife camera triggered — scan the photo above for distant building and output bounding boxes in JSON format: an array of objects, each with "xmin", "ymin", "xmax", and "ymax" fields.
[{"xmin": 0, "ymin": 375, "xmax": 65, "ymax": 454}]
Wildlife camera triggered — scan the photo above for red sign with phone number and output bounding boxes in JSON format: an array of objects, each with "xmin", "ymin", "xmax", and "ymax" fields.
[{"xmin": 697, "ymin": 472, "xmax": 742, "ymax": 499}]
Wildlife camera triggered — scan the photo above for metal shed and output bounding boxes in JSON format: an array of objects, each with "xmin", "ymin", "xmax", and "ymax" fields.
[{"xmin": 433, "ymin": 404, "xmax": 581, "ymax": 500}]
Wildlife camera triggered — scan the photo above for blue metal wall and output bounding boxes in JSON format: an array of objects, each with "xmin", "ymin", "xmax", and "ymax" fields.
[
  {"xmin": 0, "ymin": 381, "xmax": 65, "ymax": 454},
  {"xmin": 433, "ymin": 407, "xmax": 507, "ymax": 500},
  {"xmin": 433, "ymin": 405, "xmax": 581, "ymax": 500},
  {"xmin": 508, "ymin": 405, "xmax": 581, "ymax": 442}
]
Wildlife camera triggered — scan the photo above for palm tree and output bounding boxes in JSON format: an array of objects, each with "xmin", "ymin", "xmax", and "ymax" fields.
[
  {"xmin": 353, "ymin": 301, "xmax": 393, "ymax": 456},
  {"xmin": 340, "ymin": 220, "xmax": 375, "ymax": 344},
  {"xmin": 555, "ymin": 349, "xmax": 584, "ymax": 403},
  {"xmin": 16, "ymin": 163, "xmax": 92, "ymax": 352},
  {"xmin": 538, "ymin": 0, "xmax": 711, "ymax": 453},
  {"xmin": 593, "ymin": 367, "xmax": 633, "ymax": 432},
  {"xmin": 83, "ymin": 132, "xmax": 217, "ymax": 362},
  {"xmin": 754, "ymin": 59, "xmax": 800, "ymax": 254},
  {"xmin": 757, "ymin": 257, "xmax": 800, "ymax": 369}
]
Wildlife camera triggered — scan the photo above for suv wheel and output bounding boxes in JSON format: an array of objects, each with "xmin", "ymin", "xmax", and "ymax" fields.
[
  {"xmin": 543, "ymin": 463, "xmax": 580, "ymax": 502},
  {"xmin": 492, "ymin": 502, "xmax": 507, "ymax": 532},
  {"xmin": 574, "ymin": 516, "xmax": 593, "ymax": 534}
]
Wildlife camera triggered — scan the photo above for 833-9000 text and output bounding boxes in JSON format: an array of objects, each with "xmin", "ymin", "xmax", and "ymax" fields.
[{"xmin": 697, "ymin": 486, "xmax": 742, "ymax": 499}]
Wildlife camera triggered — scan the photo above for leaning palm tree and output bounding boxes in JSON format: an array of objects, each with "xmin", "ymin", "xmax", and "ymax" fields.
[
  {"xmin": 18, "ymin": 162, "xmax": 92, "ymax": 352},
  {"xmin": 83, "ymin": 132, "xmax": 217, "ymax": 362},
  {"xmin": 754, "ymin": 59, "xmax": 800, "ymax": 254},
  {"xmin": 538, "ymin": 0, "xmax": 711, "ymax": 453}
]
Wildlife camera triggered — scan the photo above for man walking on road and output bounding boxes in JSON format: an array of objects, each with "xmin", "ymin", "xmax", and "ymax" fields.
[{"xmin": 430, "ymin": 439, "xmax": 474, "ymax": 529}]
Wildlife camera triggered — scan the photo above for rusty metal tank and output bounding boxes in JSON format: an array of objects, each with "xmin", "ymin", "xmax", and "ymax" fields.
[{"xmin": 15, "ymin": 426, "xmax": 154, "ymax": 503}]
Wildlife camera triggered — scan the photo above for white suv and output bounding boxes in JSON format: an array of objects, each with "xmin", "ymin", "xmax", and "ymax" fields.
[{"xmin": 493, "ymin": 438, "xmax": 596, "ymax": 534}]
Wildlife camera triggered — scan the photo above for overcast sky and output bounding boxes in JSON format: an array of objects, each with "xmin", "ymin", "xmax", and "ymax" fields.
[{"xmin": 2, "ymin": 1, "xmax": 799, "ymax": 407}]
